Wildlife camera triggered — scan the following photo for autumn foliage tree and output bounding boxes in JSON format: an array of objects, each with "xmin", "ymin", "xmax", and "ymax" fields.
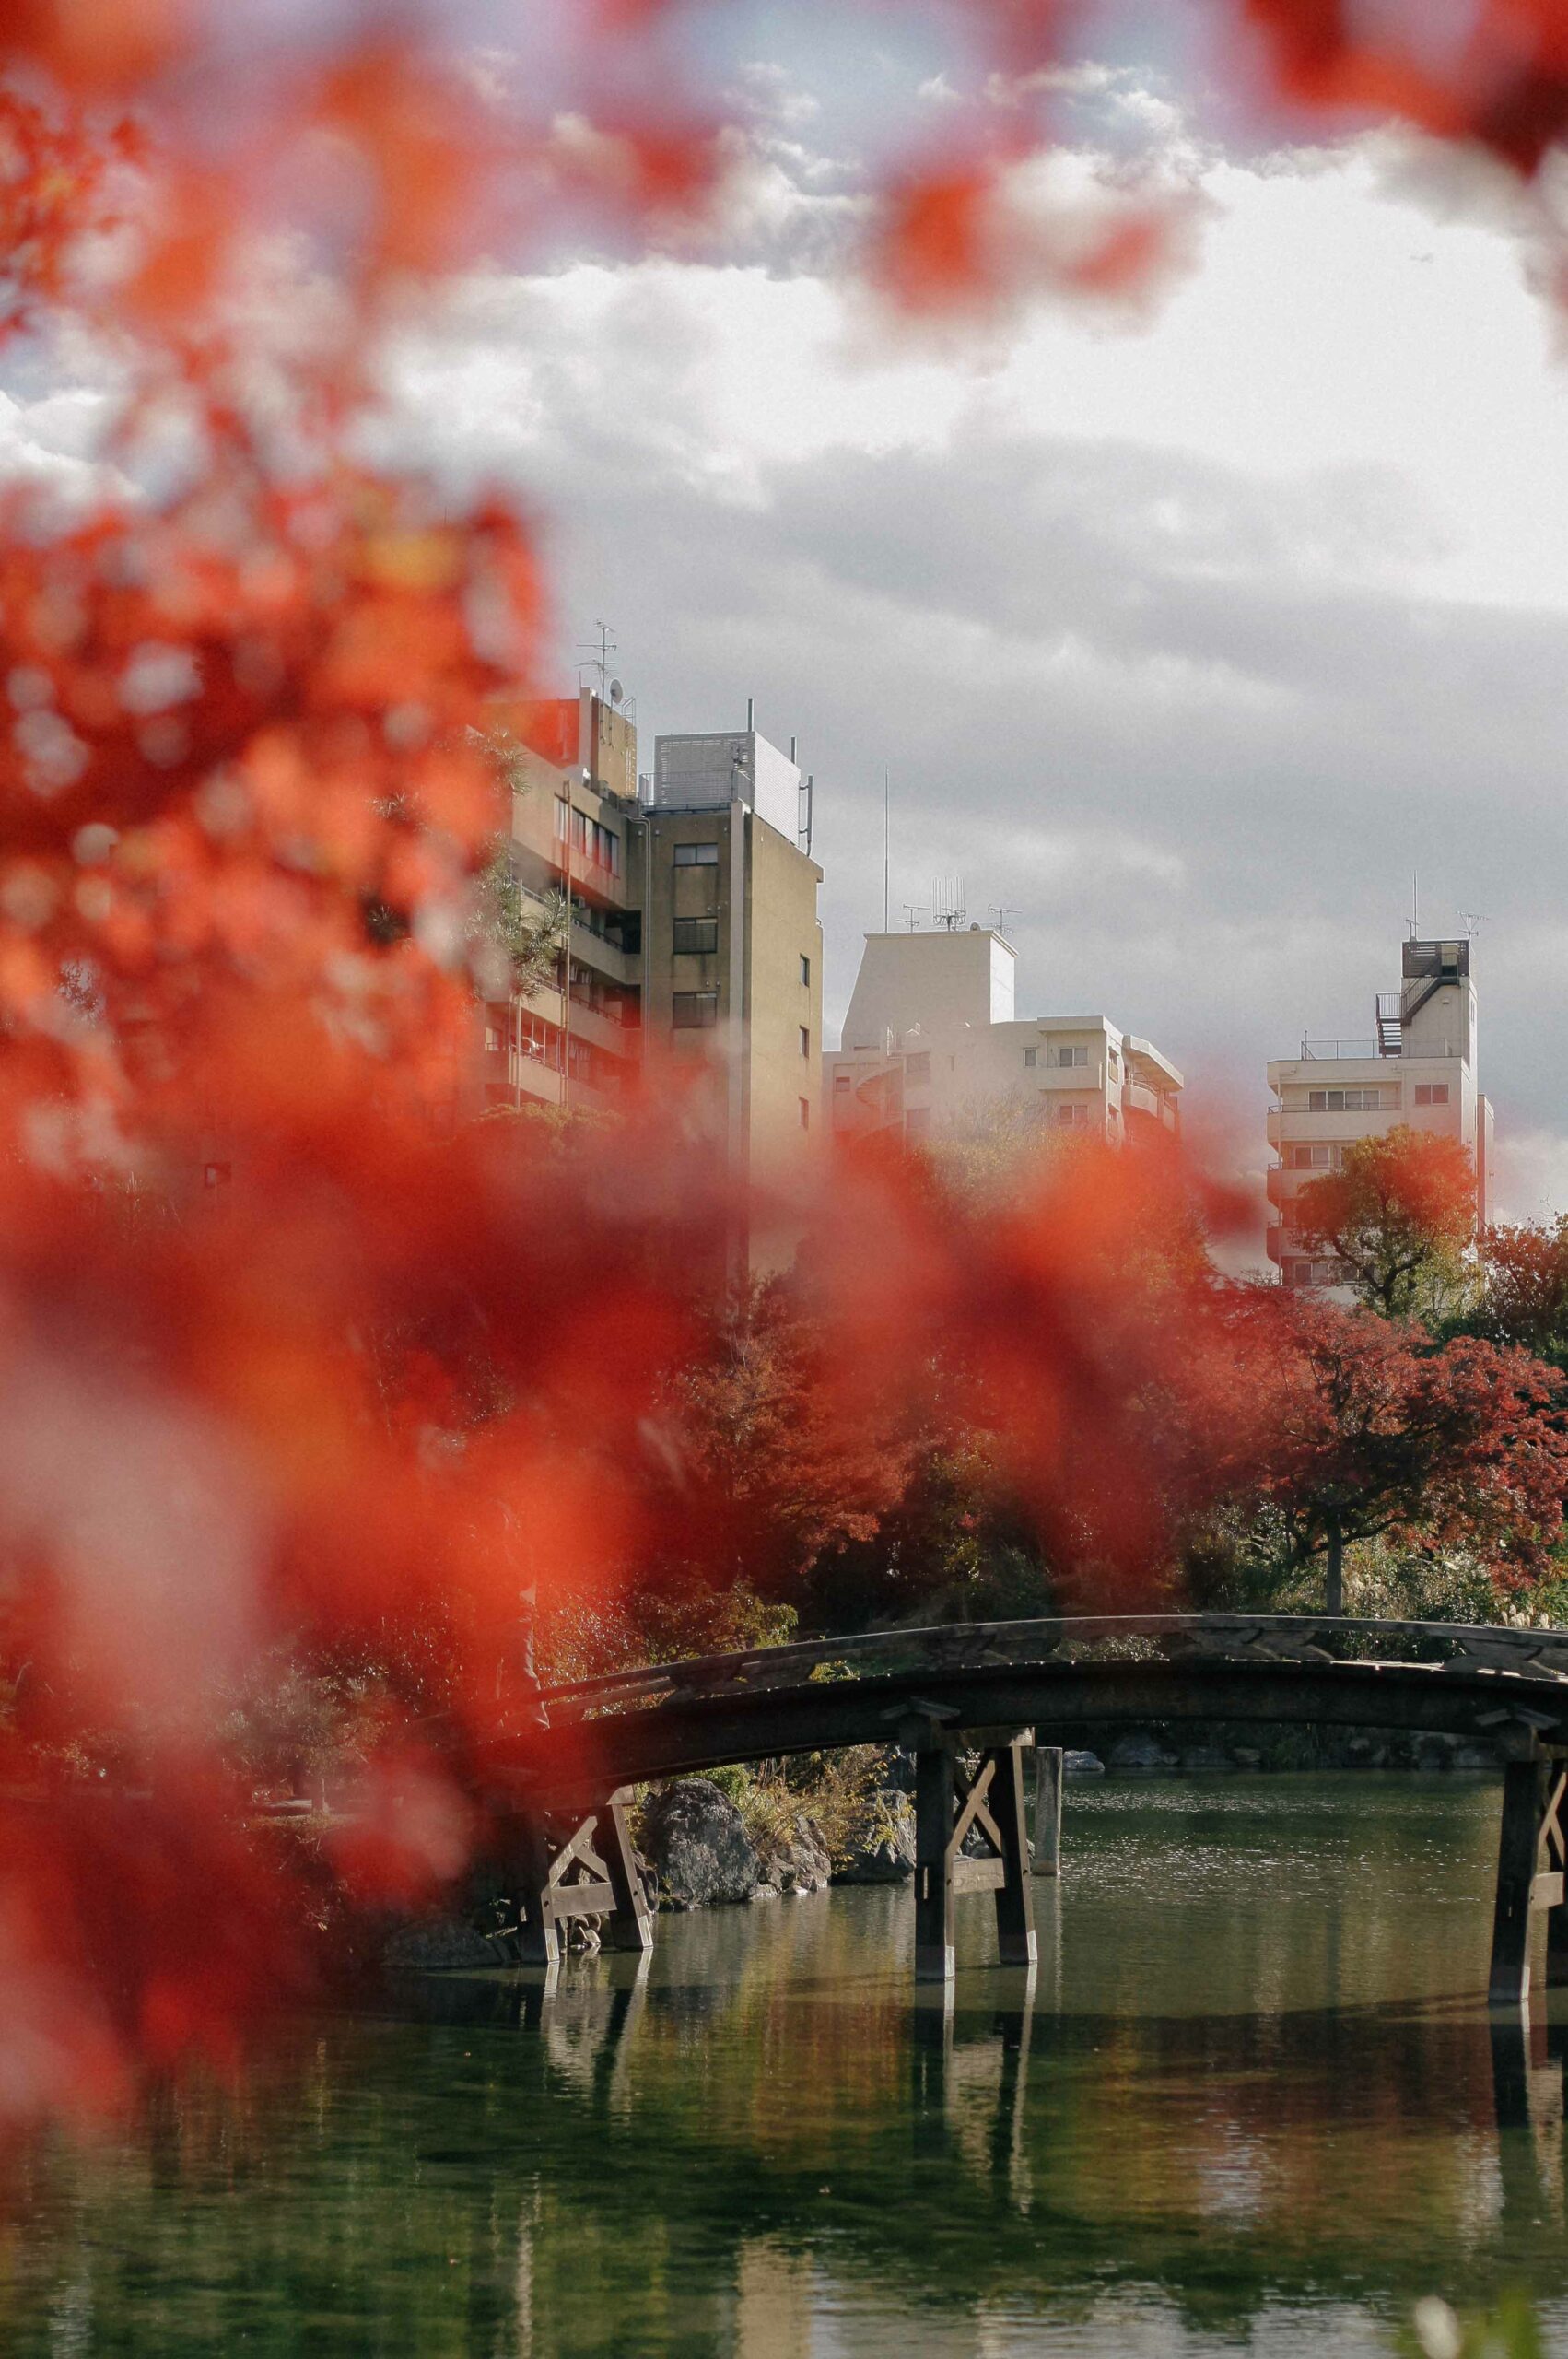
[
  {"xmin": 1230, "ymin": 1298, "xmax": 1568, "ymax": 1616},
  {"xmin": 1293, "ymin": 1127, "xmax": 1478, "ymax": 1320},
  {"xmin": 1474, "ymin": 1218, "xmax": 1568, "ymax": 1370}
]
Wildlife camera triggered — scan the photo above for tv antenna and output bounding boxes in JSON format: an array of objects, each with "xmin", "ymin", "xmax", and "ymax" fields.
[
  {"xmin": 578, "ymin": 620, "xmax": 617, "ymax": 700},
  {"xmin": 901, "ymin": 902, "xmax": 925, "ymax": 933},
  {"xmin": 1462, "ymin": 911, "xmax": 1485, "ymax": 941},
  {"xmin": 988, "ymin": 903, "xmax": 1016, "ymax": 936},
  {"xmin": 932, "ymin": 874, "xmax": 965, "ymax": 932}
]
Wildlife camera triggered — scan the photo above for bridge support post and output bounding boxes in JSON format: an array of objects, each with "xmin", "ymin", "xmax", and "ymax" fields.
[
  {"xmin": 1032, "ymin": 1746, "xmax": 1063, "ymax": 1878},
  {"xmin": 911, "ymin": 1720, "xmax": 1036, "ymax": 1985},
  {"xmin": 988, "ymin": 1739, "xmax": 1037, "ymax": 1968},
  {"xmin": 1488, "ymin": 1761, "xmax": 1567, "ymax": 2007},
  {"xmin": 914, "ymin": 1737, "xmax": 958, "ymax": 1985},
  {"xmin": 601, "ymin": 1790, "xmax": 655, "ymax": 1954},
  {"xmin": 509, "ymin": 1790, "xmax": 652, "ymax": 1970}
]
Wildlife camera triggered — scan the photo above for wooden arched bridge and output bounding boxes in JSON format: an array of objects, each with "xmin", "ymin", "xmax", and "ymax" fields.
[{"xmin": 490, "ymin": 1613, "xmax": 1568, "ymax": 2006}]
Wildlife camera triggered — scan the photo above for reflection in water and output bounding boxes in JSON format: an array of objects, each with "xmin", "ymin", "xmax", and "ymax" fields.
[{"xmin": 1, "ymin": 1778, "xmax": 1567, "ymax": 2356}]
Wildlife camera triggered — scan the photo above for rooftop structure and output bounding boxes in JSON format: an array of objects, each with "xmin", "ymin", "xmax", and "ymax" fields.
[{"xmin": 1265, "ymin": 933, "xmax": 1492, "ymax": 1294}]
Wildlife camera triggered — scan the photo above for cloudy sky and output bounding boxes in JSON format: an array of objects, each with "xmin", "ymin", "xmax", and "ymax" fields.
[{"xmin": 9, "ymin": 2, "xmax": 1568, "ymax": 1220}]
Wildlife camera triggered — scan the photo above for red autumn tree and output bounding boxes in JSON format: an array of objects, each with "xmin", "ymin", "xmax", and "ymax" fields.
[
  {"xmin": 1293, "ymin": 1126, "xmax": 1478, "ymax": 1321},
  {"xmin": 1477, "ymin": 1218, "xmax": 1568, "ymax": 1370},
  {"xmin": 1239, "ymin": 1297, "xmax": 1568, "ymax": 1615}
]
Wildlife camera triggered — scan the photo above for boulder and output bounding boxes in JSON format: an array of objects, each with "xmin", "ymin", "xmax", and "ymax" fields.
[
  {"xmin": 1230, "ymin": 1748, "xmax": 1264, "ymax": 1770},
  {"xmin": 1106, "ymin": 1732, "xmax": 1178, "ymax": 1773},
  {"xmin": 1177, "ymin": 1744, "xmax": 1234, "ymax": 1772},
  {"xmin": 640, "ymin": 1778, "xmax": 762, "ymax": 1909},
  {"xmin": 757, "ymin": 1813, "xmax": 833, "ymax": 1896},
  {"xmin": 382, "ymin": 1916, "xmax": 514, "ymax": 1973},
  {"xmin": 834, "ymin": 1789, "xmax": 918, "ymax": 1884},
  {"xmin": 1063, "ymin": 1749, "xmax": 1104, "ymax": 1777}
]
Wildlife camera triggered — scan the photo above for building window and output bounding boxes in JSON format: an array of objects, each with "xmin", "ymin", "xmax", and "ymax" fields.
[
  {"xmin": 554, "ymin": 796, "xmax": 569, "ymax": 841},
  {"xmin": 673, "ymin": 842, "xmax": 720, "ymax": 867},
  {"xmin": 1023, "ymin": 1047, "xmax": 1037, "ymax": 1069},
  {"xmin": 799, "ymin": 1097, "xmax": 810, "ymax": 1130},
  {"xmin": 1289, "ymin": 1144, "xmax": 1345, "ymax": 1170},
  {"xmin": 1108, "ymin": 1049, "xmax": 1119, "ymax": 1076},
  {"xmin": 673, "ymin": 917, "xmax": 719, "ymax": 955},
  {"xmin": 800, "ymin": 954, "xmax": 811, "ymax": 988},
  {"xmin": 1307, "ymin": 1087, "xmax": 1390, "ymax": 1112},
  {"xmin": 1056, "ymin": 1044, "xmax": 1088, "ymax": 1068},
  {"xmin": 673, "ymin": 991, "xmax": 719, "ymax": 1029},
  {"xmin": 799, "ymin": 1025, "xmax": 811, "ymax": 1059},
  {"xmin": 833, "ymin": 1070, "xmax": 851, "ymax": 1093},
  {"xmin": 905, "ymin": 1051, "xmax": 930, "ymax": 1086},
  {"xmin": 1414, "ymin": 1083, "xmax": 1450, "ymax": 1106},
  {"xmin": 1052, "ymin": 1102, "xmax": 1089, "ymax": 1128},
  {"xmin": 906, "ymin": 1107, "xmax": 930, "ymax": 1140}
]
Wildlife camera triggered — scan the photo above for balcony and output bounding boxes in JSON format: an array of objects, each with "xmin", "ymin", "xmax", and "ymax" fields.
[
  {"xmin": 570, "ymin": 921, "xmax": 640, "ymax": 986},
  {"xmin": 565, "ymin": 996, "xmax": 640, "ymax": 1059},
  {"xmin": 1267, "ymin": 1105, "xmax": 1400, "ymax": 1148}
]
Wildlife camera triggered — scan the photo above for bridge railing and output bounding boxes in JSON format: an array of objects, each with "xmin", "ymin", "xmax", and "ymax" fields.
[{"xmin": 539, "ymin": 1614, "xmax": 1568, "ymax": 1722}]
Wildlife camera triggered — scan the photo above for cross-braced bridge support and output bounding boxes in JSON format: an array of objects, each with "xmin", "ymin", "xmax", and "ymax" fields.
[
  {"xmin": 1490, "ymin": 1760, "xmax": 1568, "ymax": 2007},
  {"xmin": 498, "ymin": 1789, "xmax": 653, "ymax": 1972},
  {"xmin": 909, "ymin": 1718, "xmax": 1036, "ymax": 1983}
]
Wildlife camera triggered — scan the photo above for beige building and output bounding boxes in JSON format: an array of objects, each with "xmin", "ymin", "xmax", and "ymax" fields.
[
  {"xmin": 481, "ymin": 693, "xmax": 823, "ymax": 1262},
  {"xmin": 1265, "ymin": 933, "xmax": 1492, "ymax": 1292},
  {"xmin": 824, "ymin": 927, "xmax": 1183, "ymax": 1149}
]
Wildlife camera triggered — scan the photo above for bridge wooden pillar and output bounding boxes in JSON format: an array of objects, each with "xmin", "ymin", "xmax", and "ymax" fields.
[
  {"xmin": 1032, "ymin": 1746, "xmax": 1063, "ymax": 1878},
  {"xmin": 911, "ymin": 1719, "xmax": 1036, "ymax": 1985},
  {"xmin": 1488, "ymin": 1761, "xmax": 1567, "ymax": 2006},
  {"xmin": 509, "ymin": 1789, "xmax": 653, "ymax": 1971}
]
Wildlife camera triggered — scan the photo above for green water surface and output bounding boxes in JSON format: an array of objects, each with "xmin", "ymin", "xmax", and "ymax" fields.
[{"xmin": 4, "ymin": 1775, "xmax": 1567, "ymax": 2357}]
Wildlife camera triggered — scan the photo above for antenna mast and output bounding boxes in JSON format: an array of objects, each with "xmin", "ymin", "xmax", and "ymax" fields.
[
  {"xmin": 932, "ymin": 875, "xmax": 965, "ymax": 931},
  {"xmin": 578, "ymin": 621, "xmax": 617, "ymax": 699},
  {"xmin": 883, "ymin": 769, "xmax": 890, "ymax": 934}
]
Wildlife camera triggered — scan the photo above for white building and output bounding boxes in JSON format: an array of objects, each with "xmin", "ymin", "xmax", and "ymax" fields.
[
  {"xmin": 824, "ymin": 927, "xmax": 1183, "ymax": 1148},
  {"xmin": 1265, "ymin": 934, "xmax": 1492, "ymax": 1292}
]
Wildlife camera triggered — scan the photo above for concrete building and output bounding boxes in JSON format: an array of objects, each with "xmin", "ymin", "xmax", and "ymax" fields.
[
  {"xmin": 824, "ymin": 927, "xmax": 1183, "ymax": 1149},
  {"xmin": 644, "ymin": 725, "xmax": 822, "ymax": 1193},
  {"xmin": 482, "ymin": 693, "xmax": 823, "ymax": 1258},
  {"xmin": 1265, "ymin": 934, "xmax": 1492, "ymax": 1292}
]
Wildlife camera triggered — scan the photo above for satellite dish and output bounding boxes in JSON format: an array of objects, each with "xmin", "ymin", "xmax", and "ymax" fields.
[{"xmin": 609, "ymin": 678, "xmax": 624, "ymax": 705}]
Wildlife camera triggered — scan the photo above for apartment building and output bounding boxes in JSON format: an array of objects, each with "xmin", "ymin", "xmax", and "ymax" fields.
[
  {"xmin": 481, "ymin": 695, "xmax": 824, "ymax": 1258},
  {"xmin": 824, "ymin": 927, "xmax": 1183, "ymax": 1148},
  {"xmin": 1265, "ymin": 934, "xmax": 1492, "ymax": 1292},
  {"xmin": 642, "ymin": 727, "xmax": 823, "ymax": 1192}
]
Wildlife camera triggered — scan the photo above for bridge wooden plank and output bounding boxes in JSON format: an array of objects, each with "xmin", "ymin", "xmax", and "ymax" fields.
[{"xmin": 952, "ymin": 1858, "xmax": 1007, "ymax": 1895}]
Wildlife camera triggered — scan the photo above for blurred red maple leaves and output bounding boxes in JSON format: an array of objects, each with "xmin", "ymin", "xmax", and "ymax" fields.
[{"xmin": 0, "ymin": 0, "xmax": 1562, "ymax": 2125}]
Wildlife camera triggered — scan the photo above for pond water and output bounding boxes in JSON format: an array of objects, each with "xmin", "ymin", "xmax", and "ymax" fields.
[{"xmin": 4, "ymin": 1775, "xmax": 1567, "ymax": 2357}]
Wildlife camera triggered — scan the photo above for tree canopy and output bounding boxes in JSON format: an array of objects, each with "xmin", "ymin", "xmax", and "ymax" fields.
[{"xmin": 1293, "ymin": 1127, "xmax": 1478, "ymax": 1320}]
